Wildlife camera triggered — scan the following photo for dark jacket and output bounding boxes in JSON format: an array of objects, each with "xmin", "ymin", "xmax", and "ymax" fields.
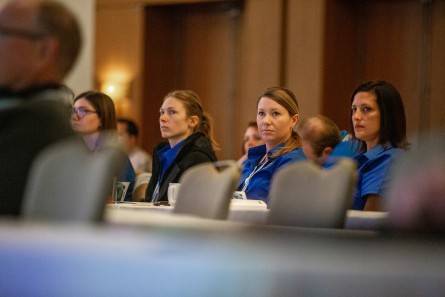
[
  {"xmin": 0, "ymin": 87, "xmax": 74, "ymax": 216},
  {"xmin": 145, "ymin": 132, "xmax": 217, "ymax": 202}
]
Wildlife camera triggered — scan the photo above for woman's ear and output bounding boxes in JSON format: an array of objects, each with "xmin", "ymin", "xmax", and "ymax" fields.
[
  {"xmin": 291, "ymin": 113, "xmax": 299, "ymax": 128},
  {"xmin": 188, "ymin": 115, "xmax": 200, "ymax": 128}
]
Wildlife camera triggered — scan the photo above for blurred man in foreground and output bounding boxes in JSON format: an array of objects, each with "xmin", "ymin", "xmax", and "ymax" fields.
[{"xmin": 0, "ymin": 0, "xmax": 82, "ymax": 215}]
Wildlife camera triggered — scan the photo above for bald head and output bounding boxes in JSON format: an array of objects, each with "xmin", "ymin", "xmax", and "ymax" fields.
[{"xmin": 297, "ymin": 115, "xmax": 341, "ymax": 166}]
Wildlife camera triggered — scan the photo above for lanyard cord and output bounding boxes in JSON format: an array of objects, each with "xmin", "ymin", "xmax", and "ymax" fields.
[{"xmin": 241, "ymin": 154, "xmax": 269, "ymax": 192}]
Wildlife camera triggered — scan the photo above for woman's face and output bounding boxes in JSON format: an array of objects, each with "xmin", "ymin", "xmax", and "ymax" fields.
[
  {"xmin": 159, "ymin": 96, "xmax": 196, "ymax": 147},
  {"xmin": 71, "ymin": 98, "xmax": 101, "ymax": 135},
  {"xmin": 351, "ymin": 91, "xmax": 381, "ymax": 150},
  {"xmin": 243, "ymin": 126, "xmax": 264, "ymax": 153},
  {"xmin": 257, "ymin": 97, "xmax": 298, "ymax": 151}
]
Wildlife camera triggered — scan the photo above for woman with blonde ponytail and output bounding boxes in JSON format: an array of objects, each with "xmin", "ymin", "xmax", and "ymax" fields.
[
  {"xmin": 145, "ymin": 90, "xmax": 218, "ymax": 202},
  {"xmin": 237, "ymin": 87, "xmax": 306, "ymax": 203}
]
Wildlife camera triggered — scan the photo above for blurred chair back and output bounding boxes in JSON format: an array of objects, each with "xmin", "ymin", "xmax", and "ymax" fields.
[
  {"xmin": 387, "ymin": 131, "xmax": 445, "ymax": 232},
  {"xmin": 173, "ymin": 160, "xmax": 241, "ymax": 220},
  {"xmin": 132, "ymin": 172, "xmax": 152, "ymax": 202},
  {"xmin": 267, "ymin": 158, "xmax": 357, "ymax": 228},
  {"xmin": 22, "ymin": 137, "xmax": 126, "ymax": 222}
]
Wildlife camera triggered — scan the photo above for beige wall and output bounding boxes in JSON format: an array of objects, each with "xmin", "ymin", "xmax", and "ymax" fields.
[
  {"xmin": 95, "ymin": 2, "xmax": 145, "ymax": 126},
  {"xmin": 60, "ymin": 0, "xmax": 95, "ymax": 95}
]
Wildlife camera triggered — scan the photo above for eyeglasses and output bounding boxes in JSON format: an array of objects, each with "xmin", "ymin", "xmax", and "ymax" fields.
[
  {"xmin": 0, "ymin": 26, "xmax": 47, "ymax": 41},
  {"xmin": 71, "ymin": 107, "xmax": 98, "ymax": 118}
]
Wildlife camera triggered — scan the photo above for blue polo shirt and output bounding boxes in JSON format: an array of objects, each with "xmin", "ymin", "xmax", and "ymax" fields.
[
  {"xmin": 352, "ymin": 143, "xmax": 404, "ymax": 210},
  {"xmin": 238, "ymin": 144, "xmax": 306, "ymax": 204}
]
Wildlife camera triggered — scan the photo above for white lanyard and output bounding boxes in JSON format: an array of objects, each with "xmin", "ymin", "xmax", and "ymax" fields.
[
  {"xmin": 152, "ymin": 182, "xmax": 160, "ymax": 202},
  {"xmin": 241, "ymin": 154, "xmax": 269, "ymax": 192}
]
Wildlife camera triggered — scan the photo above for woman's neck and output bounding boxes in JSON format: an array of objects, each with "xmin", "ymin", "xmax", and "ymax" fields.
[
  {"xmin": 169, "ymin": 131, "xmax": 193, "ymax": 148},
  {"xmin": 82, "ymin": 132, "xmax": 101, "ymax": 151},
  {"xmin": 265, "ymin": 135, "xmax": 290, "ymax": 152}
]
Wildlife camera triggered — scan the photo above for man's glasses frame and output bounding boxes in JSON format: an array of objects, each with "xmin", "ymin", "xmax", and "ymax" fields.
[
  {"xmin": 71, "ymin": 107, "xmax": 98, "ymax": 119},
  {"xmin": 0, "ymin": 26, "xmax": 47, "ymax": 40}
]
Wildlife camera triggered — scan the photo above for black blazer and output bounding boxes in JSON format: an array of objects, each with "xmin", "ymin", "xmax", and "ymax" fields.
[
  {"xmin": 0, "ymin": 92, "xmax": 74, "ymax": 216},
  {"xmin": 145, "ymin": 132, "xmax": 217, "ymax": 202}
]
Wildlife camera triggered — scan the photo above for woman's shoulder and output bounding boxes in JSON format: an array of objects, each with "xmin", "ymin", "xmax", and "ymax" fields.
[
  {"xmin": 272, "ymin": 147, "xmax": 306, "ymax": 166},
  {"xmin": 281, "ymin": 146, "xmax": 306, "ymax": 161},
  {"xmin": 180, "ymin": 133, "xmax": 217, "ymax": 161}
]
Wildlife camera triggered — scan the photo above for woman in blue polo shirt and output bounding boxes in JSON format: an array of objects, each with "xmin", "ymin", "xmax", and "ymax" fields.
[
  {"xmin": 237, "ymin": 87, "xmax": 306, "ymax": 203},
  {"xmin": 350, "ymin": 81, "xmax": 409, "ymax": 211}
]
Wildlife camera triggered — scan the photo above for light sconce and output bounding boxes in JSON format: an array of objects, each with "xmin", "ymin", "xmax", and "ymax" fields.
[{"xmin": 100, "ymin": 80, "xmax": 129, "ymax": 101}]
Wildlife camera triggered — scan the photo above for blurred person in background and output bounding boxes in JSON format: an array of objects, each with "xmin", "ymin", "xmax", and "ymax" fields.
[
  {"xmin": 237, "ymin": 121, "xmax": 264, "ymax": 167},
  {"xmin": 116, "ymin": 118, "xmax": 153, "ymax": 174},
  {"xmin": 71, "ymin": 91, "xmax": 135, "ymax": 201},
  {"xmin": 296, "ymin": 115, "xmax": 342, "ymax": 167},
  {"xmin": 0, "ymin": 0, "xmax": 82, "ymax": 215}
]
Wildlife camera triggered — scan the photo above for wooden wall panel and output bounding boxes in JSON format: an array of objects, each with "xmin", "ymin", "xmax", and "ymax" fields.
[
  {"xmin": 285, "ymin": 0, "xmax": 325, "ymax": 120},
  {"xmin": 322, "ymin": 0, "xmax": 360, "ymax": 131},
  {"xmin": 360, "ymin": 0, "xmax": 423, "ymax": 137},
  {"xmin": 234, "ymin": 0, "xmax": 284, "ymax": 159},
  {"xmin": 430, "ymin": 0, "xmax": 445, "ymax": 132},
  {"xmin": 143, "ymin": 2, "xmax": 243, "ymax": 159},
  {"xmin": 142, "ymin": 7, "xmax": 180, "ymax": 153},
  {"xmin": 179, "ymin": 5, "xmax": 239, "ymax": 159}
]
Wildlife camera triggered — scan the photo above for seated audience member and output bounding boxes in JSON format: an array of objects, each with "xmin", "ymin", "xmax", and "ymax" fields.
[
  {"xmin": 0, "ymin": 0, "xmax": 82, "ymax": 215},
  {"xmin": 145, "ymin": 90, "xmax": 218, "ymax": 203},
  {"xmin": 71, "ymin": 91, "xmax": 135, "ymax": 201},
  {"xmin": 116, "ymin": 118, "xmax": 153, "ymax": 174},
  {"xmin": 237, "ymin": 121, "xmax": 265, "ymax": 166},
  {"xmin": 237, "ymin": 87, "xmax": 306, "ymax": 203},
  {"xmin": 296, "ymin": 115, "xmax": 342, "ymax": 167},
  {"xmin": 350, "ymin": 80, "xmax": 408, "ymax": 211},
  {"xmin": 387, "ymin": 130, "xmax": 445, "ymax": 233}
]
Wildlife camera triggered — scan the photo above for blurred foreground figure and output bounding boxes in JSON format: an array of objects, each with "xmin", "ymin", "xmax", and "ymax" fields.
[
  {"xmin": 387, "ymin": 131, "xmax": 445, "ymax": 233},
  {"xmin": 0, "ymin": 0, "xmax": 82, "ymax": 215}
]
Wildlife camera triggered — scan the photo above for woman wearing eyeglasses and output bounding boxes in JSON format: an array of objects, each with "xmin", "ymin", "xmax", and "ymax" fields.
[{"xmin": 71, "ymin": 91, "xmax": 135, "ymax": 201}]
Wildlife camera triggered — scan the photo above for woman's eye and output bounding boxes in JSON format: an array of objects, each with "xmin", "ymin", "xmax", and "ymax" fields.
[
  {"xmin": 168, "ymin": 110, "xmax": 176, "ymax": 115},
  {"xmin": 258, "ymin": 111, "xmax": 265, "ymax": 117},
  {"xmin": 362, "ymin": 107, "xmax": 371, "ymax": 113},
  {"xmin": 272, "ymin": 112, "xmax": 280, "ymax": 116}
]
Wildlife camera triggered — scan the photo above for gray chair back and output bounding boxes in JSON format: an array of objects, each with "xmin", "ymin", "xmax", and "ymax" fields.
[
  {"xmin": 173, "ymin": 160, "xmax": 241, "ymax": 220},
  {"xmin": 22, "ymin": 137, "xmax": 125, "ymax": 222},
  {"xmin": 268, "ymin": 158, "xmax": 357, "ymax": 228}
]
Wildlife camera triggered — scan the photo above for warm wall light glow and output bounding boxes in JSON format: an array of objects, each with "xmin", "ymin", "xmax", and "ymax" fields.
[{"xmin": 100, "ymin": 81, "xmax": 129, "ymax": 101}]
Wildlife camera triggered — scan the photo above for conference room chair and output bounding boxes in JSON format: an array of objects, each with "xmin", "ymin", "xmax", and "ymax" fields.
[
  {"xmin": 386, "ymin": 130, "xmax": 445, "ymax": 232},
  {"xmin": 22, "ymin": 136, "xmax": 126, "ymax": 222},
  {"xmin": 132, "ymin": 172, "xmax": 152, "ymax": 202},
  {"xmin": 267, "ymin": 158, "xmax": 357, "ymax": 228},
  {"xmin": 173, "ymin": 160, "xmax": 241, "ymax": 220}
]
